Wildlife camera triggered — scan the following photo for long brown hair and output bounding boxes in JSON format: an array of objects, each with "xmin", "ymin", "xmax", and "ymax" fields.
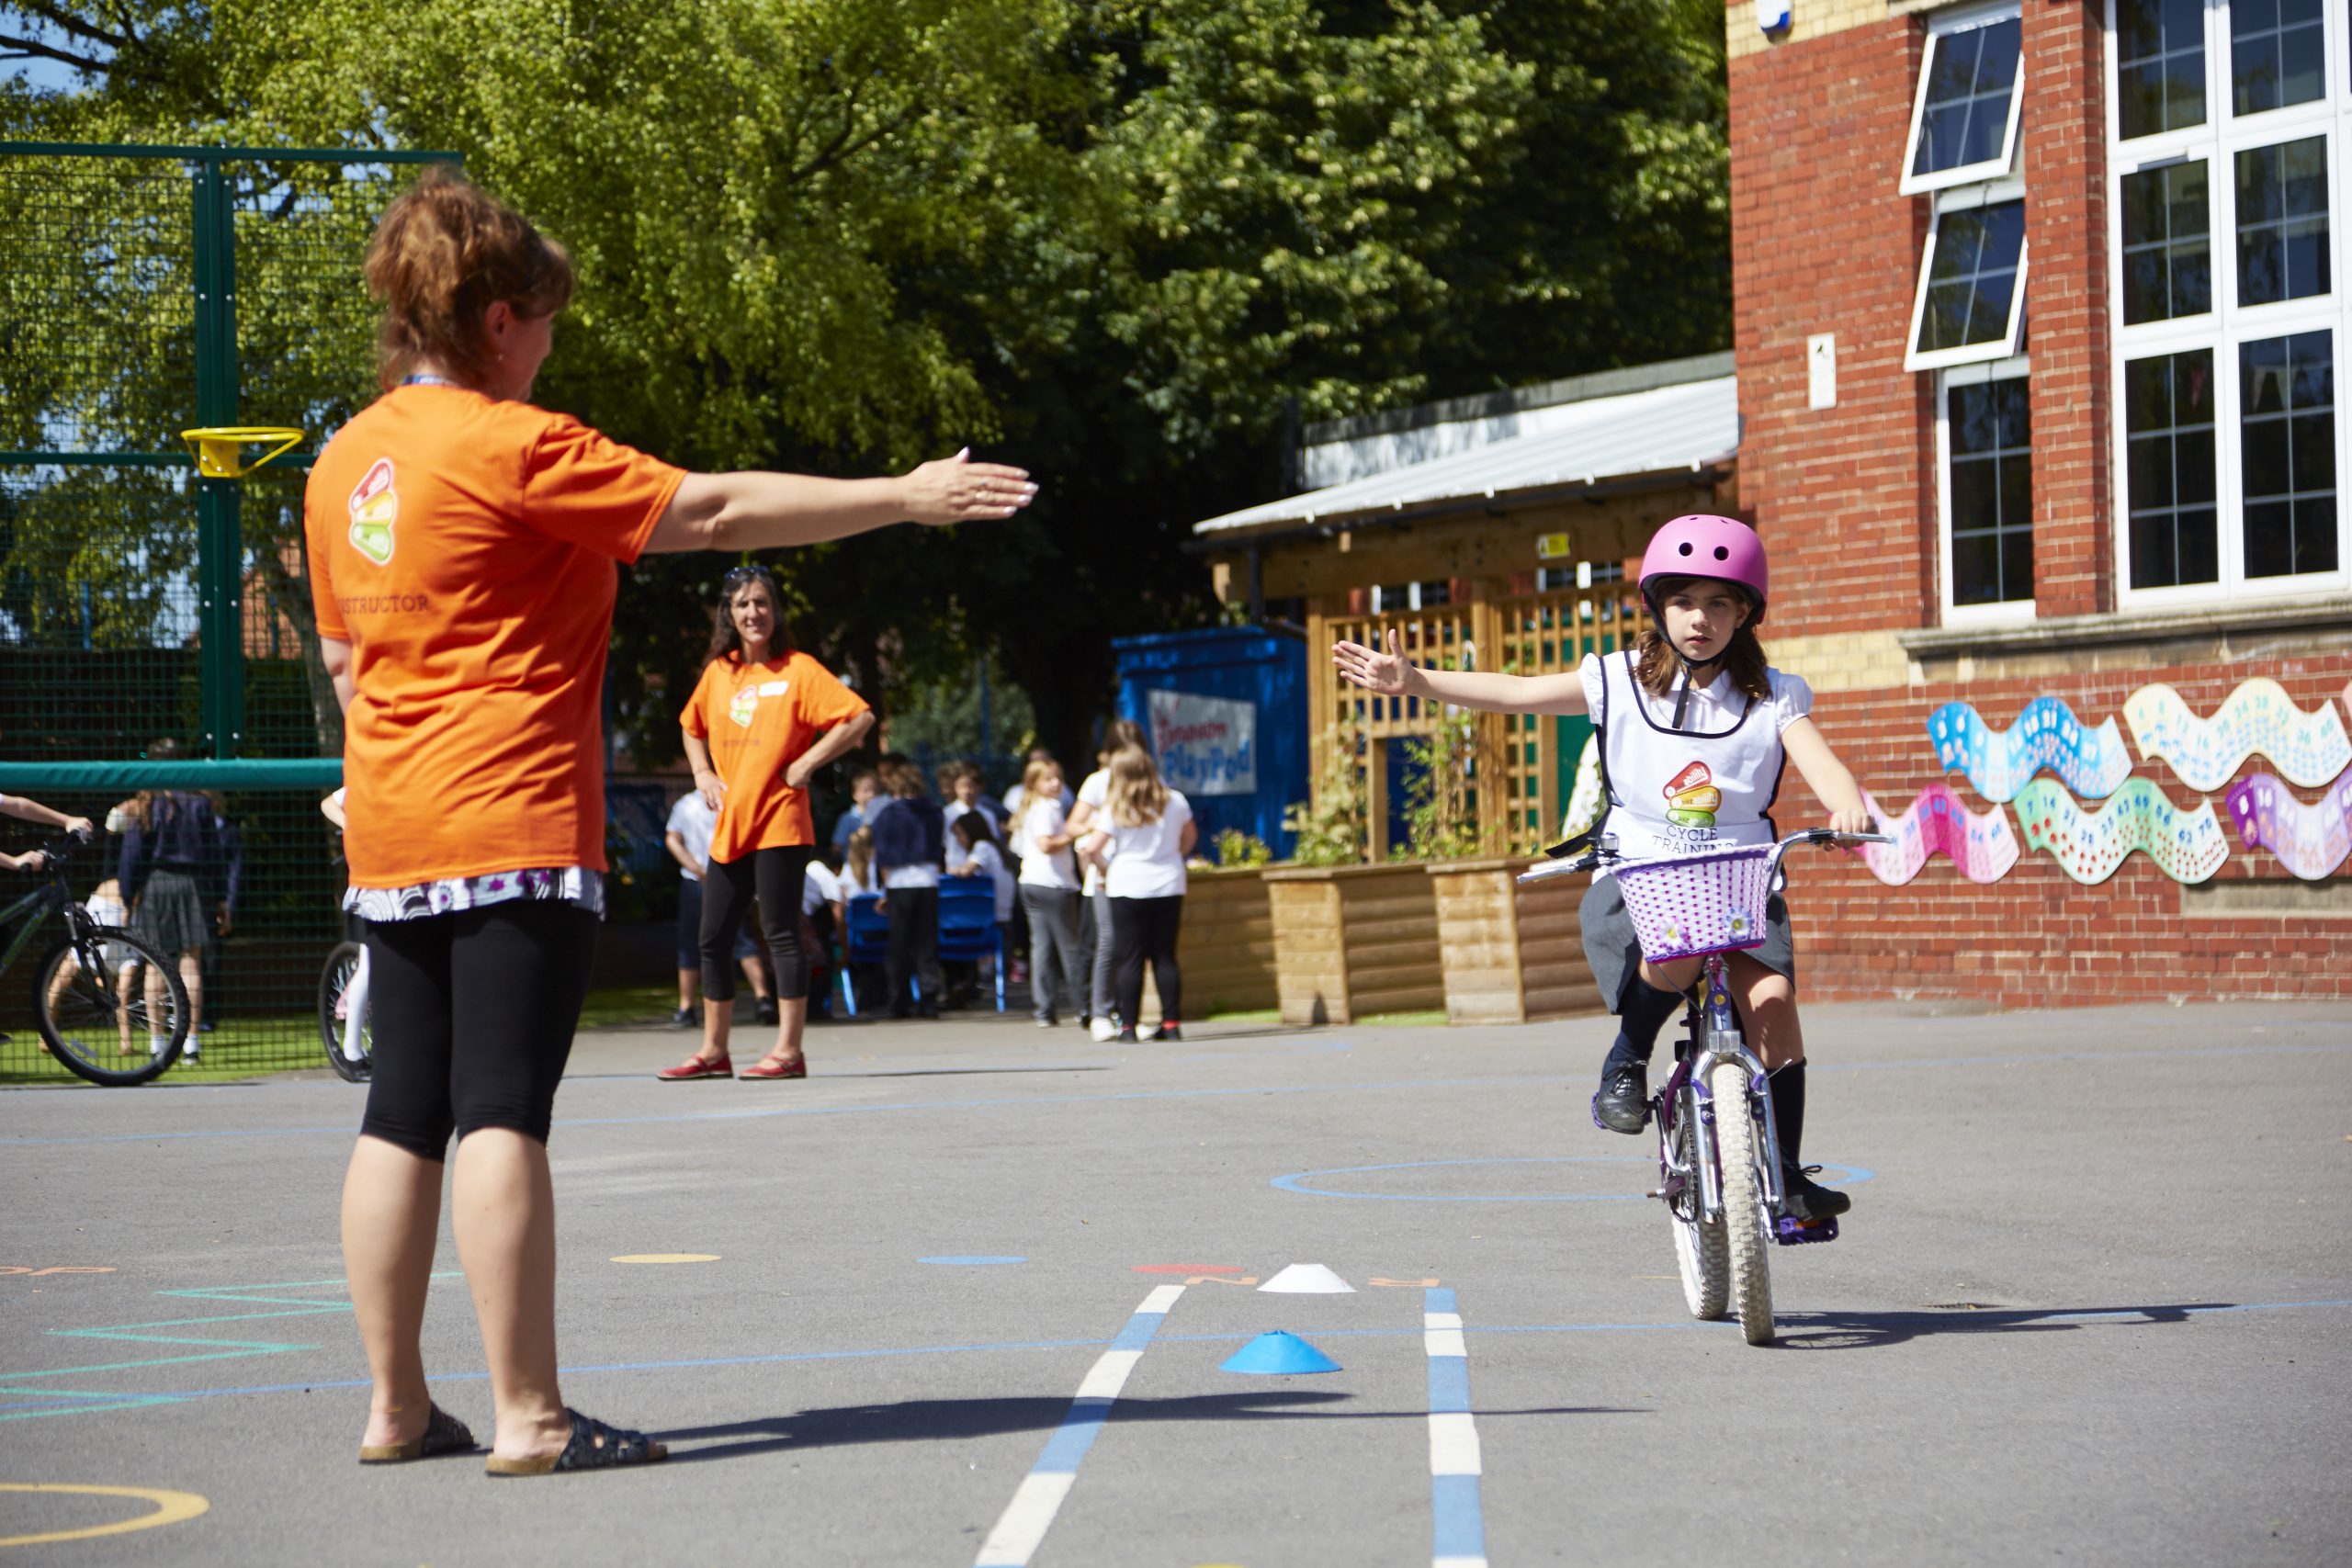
[
  {"xmin": 843, "ymin": 826, "xmax": 875, "ymax": 887},
  {"xmin": 1633, "ymin": 575, "xmax": 1770, "ymax": 703},
  {"xmin": 704, "ymin": 568, "xmax": 795, "ymax": 669},
  {"xmin": 363, "ymin": 166, "xmax": 574, "ymax": 390},
  {"xmin": 1103, "ymin": 745, "xmax": 1169, "ymax": 828},
  {"xmin": 1095, "ymin": 717, "xmax": 1146, "ymax": 768}
]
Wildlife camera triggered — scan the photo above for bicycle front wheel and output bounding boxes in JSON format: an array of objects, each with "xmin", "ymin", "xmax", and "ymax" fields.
[
  {"xmin": 318, "ymin": 941, "xmax": 373, "ymax": 1083},
  {"xmin": 1667, "ymin": 1084, "xmax": 1727, "ymax": 1320},
  {"xmin": 1709, "ymin": 1058, "xmax": 1775, "ymax": 1345},
  {"xmin": 35, "ymin": 926, "xmax": 192, "ymax": 1087}
]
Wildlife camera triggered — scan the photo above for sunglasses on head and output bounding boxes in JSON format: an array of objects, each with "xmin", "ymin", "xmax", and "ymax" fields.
[{"xmin": 722, "ymin": 565, "xmax": 775, "ymax": 589}]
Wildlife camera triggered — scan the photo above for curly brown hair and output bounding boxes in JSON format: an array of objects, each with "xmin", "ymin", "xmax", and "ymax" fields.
[{"xmin": 363, "ymin": 167, "xmax": 574, "ymax": 390}]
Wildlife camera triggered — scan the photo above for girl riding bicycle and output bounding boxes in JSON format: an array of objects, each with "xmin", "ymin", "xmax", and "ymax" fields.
[{"xmin": 1332, "ymin": 513, "xmax": 1872, "ymax": 1221}]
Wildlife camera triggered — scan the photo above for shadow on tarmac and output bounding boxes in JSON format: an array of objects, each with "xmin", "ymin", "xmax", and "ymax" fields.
[
  {"xmin": 1773, "ymin": 1302, "xmax": 2225, "ymax": 1350},
  {"xmin": 843, "ymin": 1066, "xmax": 1116, "ymax": 1079},
  {"xmin": 650, "ymin": 1393, "xmax": 1645, "ymax": 1463}
]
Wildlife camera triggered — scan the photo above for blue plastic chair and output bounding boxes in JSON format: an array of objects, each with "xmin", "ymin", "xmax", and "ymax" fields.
[
  {"xmin": 935, "ymin": 876, "xmax": 1006, "ymax": 1013},
  {"xmin": 840, "ymin": 892, "xmax": 892, "ymax": 1017}
]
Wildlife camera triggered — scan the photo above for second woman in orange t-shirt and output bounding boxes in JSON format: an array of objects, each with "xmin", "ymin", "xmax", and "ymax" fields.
[{"xmin": 662, "ymin": 564, "xmax": 873, "ymax": 1083}]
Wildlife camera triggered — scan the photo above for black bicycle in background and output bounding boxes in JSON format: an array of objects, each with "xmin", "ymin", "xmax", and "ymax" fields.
[{"xmin": 1, "ymin": 832, "xmax": 192, "ymax": 1086}]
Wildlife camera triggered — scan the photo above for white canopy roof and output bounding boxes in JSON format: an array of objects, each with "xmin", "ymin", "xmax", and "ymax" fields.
[{"xmin": 1195, "ymin": 374, "xmax": 1738, "ymax": 537}]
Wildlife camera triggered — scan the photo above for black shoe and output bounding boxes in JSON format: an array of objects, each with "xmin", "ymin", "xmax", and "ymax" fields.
[
  {"xmin": 1781, "ymin": 1165, "xmax": 1850, "ymax": 1221},
  {"xmin": 668, "ymin": 1007, "xmax": 697, "ymax": 1031},
  {"xmin": 1115, "ymin": 1027, "xmax": 1138, "ymax": 1043},
  {"xmin": 1591, "ymin": 1060, "xmax": 1649, "ymax": 1134},
  {"xmin": 1148, "ymin": 1024, "xmax": 1182, "ymax": 1042},
  {"xmin": 754, "ymin": 998, "xmax": 780, "ymax": 1026}
]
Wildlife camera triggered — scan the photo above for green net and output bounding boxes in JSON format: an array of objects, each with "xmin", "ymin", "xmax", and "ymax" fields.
[{"xmin": 0, "ymin": 143, "xmax": 456, "ymax": 1081}]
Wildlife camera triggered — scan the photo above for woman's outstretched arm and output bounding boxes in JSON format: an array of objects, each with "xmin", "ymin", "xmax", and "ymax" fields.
[{"xmin": 644, "ymin": 450, "xmax": 1036, "ymax": 554}]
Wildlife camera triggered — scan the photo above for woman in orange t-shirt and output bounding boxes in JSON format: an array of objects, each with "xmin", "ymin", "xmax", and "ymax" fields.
[
  {"xmin": 659, "ymin": 564, "xmax": 873, "ymax": 1084},
  {"xmin": 308, "ymin": 169, "xmax": 1035, "ymax": 1478}
]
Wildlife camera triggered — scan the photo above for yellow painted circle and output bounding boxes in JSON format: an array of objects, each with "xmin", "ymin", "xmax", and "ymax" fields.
[
  {"xmin": 0, "ymin": 1483, "xmax": 209, "ymax": 1549},
  {"xmin": 609, "ymin": 1253, "xmax": 721, "ymax": 1264}
]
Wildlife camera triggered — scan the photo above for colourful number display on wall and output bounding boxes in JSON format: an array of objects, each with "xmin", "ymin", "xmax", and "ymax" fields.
[
  {"xmin": 1929, "ymin": 698, "xmax": 2132, "ymax": 803},
  {"xmin": 1851, "ymin": 784, "xmax": 2019, "ymax": 886},
  {"xmin": 2121, "ymin": 679, "xmax": 2352, "ymax": 791},
  {"xmin": 2223, "ymin": 771, "xmax": 2352, "ymax": 881},
  {"xmin": 2012, "ymin": 778, "xmax": 2231, "ymax": 885}
]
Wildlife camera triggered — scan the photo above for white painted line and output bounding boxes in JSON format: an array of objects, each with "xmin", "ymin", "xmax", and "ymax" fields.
[
  {"xmin": 973, "ymin": 1286, "xmax": 1185, "ymax": 1568},
  {"xmin": 974, "ymin": 1472, "xmax": 1075, "ymax": 1567},
  {"xmin": 1428, "ymin": 1411, "xmax": 1483, "ymax": 1476},
  {"xmin": 1424, "ymin": 1327, "xmax": 1468, "ymax": 1359},
  {"xmin": 1075, "ymin": 1348, "xmax": 1141, "ymax": 1401},
  {"xmin": 1424, "ymin": 1311, "xmax": 1464, "ymax": 1330},
  {"xmin": 1434, "ymin": 1556, "xmax": 1491, "ymax": 1568}
]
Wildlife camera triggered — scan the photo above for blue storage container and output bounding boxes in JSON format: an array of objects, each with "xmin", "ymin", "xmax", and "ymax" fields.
[{"xmin": 1112, "ymin": 626, "xmax": 1309, "ymax": 862}]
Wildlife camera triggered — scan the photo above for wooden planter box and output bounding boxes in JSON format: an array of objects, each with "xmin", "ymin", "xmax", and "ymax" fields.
[
  {"xmin": 1264, "ymin": 863, "xmax": 1444, "ymax": 1025},
  {"xmin": 1170, "ymin": 865, "xmax": 1276, "ymax": 1017},
  {"xmin": 1427, "ymin": 857, "xmax": 1604, "ymax": 1024}
]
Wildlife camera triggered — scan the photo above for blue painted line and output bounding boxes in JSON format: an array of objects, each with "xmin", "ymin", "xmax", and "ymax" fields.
[
  {"xmin": 18, "ymin": 1032, "xmax": 2345, "ymax": 1147},
  {"xmin": 1272, "ymin": 1156, "xmax": 1874, "ymax": 1202},
  {"xmin": 1426, "ymin": 1285, "xmax": 1487, "ymax": 1567}
]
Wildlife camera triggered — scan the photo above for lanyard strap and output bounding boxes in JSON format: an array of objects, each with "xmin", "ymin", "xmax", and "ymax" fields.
[{"xmin": 401, "ymin": 373, "xmax": 461, "ymax": 388}]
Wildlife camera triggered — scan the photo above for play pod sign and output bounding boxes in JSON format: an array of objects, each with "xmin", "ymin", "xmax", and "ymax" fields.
[{"xmin": 1147, "ymin": 688, "xmax": 1256, "ymax": 797}]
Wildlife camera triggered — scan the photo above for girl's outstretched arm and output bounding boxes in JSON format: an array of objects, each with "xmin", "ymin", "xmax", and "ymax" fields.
[
  {"xmin": 1331, "ymin": 629, "xmax": 1589, "ymax": 716},
  {"xmin": 1780, "ymin": 717, "xmax": 1873, "ymax": 836}
]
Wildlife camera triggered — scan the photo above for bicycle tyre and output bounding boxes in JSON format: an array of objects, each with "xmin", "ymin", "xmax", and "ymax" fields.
[
  {"xmin": 318, "ymin": 941, "xmax": 372, "ymax": 1084},
  {"xmin": 34, "ymin": 926, "xmax": 192, "ymax": 1087},
  {"xmin": 1709, "ymin": 1058, "xmax": 1775, "ymax": 1345},
  {"xmin": 1667, "ymin": 1085, "xmax": 1728, "ymax": 1320}
]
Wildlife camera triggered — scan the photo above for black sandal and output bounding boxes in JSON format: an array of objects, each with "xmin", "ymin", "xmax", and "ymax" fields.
[
  {"xmin": 483, "ymin": 1408, "xmax": 668, "ymax": 1476},
  {"xmin": 357, "ymin": 1402, "xmax": 477, "ymax": 1464}
]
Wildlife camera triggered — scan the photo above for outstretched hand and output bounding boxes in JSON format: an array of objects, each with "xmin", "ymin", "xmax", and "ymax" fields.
[
  {"xmin": 1331, "ymin": 629, "xmax": 1419, "ymax": 698},
  {"xmin": 902, "ymin": 448, "xmax": 1038, "ymax": 525}
]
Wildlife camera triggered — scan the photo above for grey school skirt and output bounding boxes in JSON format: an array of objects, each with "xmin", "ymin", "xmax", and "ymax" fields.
[
  {"xmin": 1578, "ymin": 873, "xmax": 1794, "ymax": 1015},
  {"xmin": 131, "ymin": 869, "xmax": 210, "ymax": 955}
]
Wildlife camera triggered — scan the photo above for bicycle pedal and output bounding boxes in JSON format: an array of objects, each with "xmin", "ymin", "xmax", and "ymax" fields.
[{"xmin": 1772, "ymin": 1215, "xmax": 1838, "ymax": 1246}]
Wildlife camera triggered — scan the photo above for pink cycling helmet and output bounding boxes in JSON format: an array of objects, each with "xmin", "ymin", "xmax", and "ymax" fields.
[{"xmin": 1638, "ymin": 513, "xmax": 1768, "ymax": 626}]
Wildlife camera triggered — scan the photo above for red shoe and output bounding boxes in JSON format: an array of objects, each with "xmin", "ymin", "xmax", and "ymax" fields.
[
  {"xmin": 741, "ymin": 1055, "xmax": 808, "ymax": 1080},
  {"xmin": 656, "ymin": 1053, "xmax": 732, "ymax": 1081}
]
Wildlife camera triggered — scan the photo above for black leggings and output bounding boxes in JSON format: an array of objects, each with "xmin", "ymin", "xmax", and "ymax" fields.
[
  {"xmin": 702, "ymin": 845, "xmax": 815, "ymax": 1002},
  {"xmin": 360, "ymin": 901, "xmax": 598, "ymax": 1159},
  {"xmin": 1110, "ymin": 894, "xmax": 1183, "ymax": 1030}
]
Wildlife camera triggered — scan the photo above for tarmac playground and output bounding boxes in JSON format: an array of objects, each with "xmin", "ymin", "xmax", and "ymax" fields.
[{"xmin": 3, "ymin": 999, "xmax": 2347, "ymax": 1566}]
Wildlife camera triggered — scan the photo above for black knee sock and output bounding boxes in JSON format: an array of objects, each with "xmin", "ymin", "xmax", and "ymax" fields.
[
  {"xmin": 1768, "ymin": 1059, "xmax": 1806, "ymax": 1171},
  {"xmin": 1602, "ymin": 974, "xmax": 1684, "ymax": 1075}
]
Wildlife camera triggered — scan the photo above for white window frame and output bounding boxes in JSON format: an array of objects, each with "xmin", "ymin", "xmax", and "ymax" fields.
[
  {"xmin": 1905, "ymin": 176, "xmax": 2032, "ymax": 371},
  {"xmin": 1937, "ymin": 355, "xmax": 2039, "ymax": 625},
  {"xmin": 1899, "ymin": 1, "xmax": 2028, "ymax": 196},
  {"xmin": 2106, "ymin": 0, "xmax": 2352, "ymax": 608}
]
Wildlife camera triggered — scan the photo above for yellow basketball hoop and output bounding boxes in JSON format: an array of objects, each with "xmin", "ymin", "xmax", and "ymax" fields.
[{"xmin": 178, "ymin": 425, "xmax": 306, "ymax": 479}]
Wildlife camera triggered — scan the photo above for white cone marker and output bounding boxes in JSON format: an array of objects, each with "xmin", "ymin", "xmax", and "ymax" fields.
[{"xmin": 1259, "ymin": 1263, "xmax": 1355, "ymax": 1294}]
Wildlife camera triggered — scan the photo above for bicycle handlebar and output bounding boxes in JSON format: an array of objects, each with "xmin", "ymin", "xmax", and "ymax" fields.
[{"xmin": 1516, "ymin": 827, "xmax": 1894, "ymax": 886}]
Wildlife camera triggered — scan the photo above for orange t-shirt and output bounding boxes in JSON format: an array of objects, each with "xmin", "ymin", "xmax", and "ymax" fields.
[
  {"xmin": 680, "ymin": 651, "xmax": 870, "ymax": 862},
  {"xmin": 304, "ymin": 383, "xmax": 685, "ymax": 887}
]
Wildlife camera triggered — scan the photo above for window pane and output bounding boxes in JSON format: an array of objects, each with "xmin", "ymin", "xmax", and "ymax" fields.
[
  {"xmin": 1917, "ymin": 200, "xmax": 2027, "ymax": 354},
  {"xmin": 2117, "ymin": 0, "xmax": 2208, "ymax": 139},
  {"xmin": 2236, "ymin": 137, "xmax": 2332, "ymax": 307},
  {"xmin": 1911, "ymin": 17, "xmax": 2022, "ymax": 178},
  {"xmin": 1947, "ymin": 378, "xmax": 2034, "ymax": 605},
  {"xmin": 2233, "ymin": 0, "xmax": 2325, "ymax": 116},
  {"xmin": 2124, "ymin": 349, "xmax": 2220, "ymax": 589},
  {"xmin": 2239, "ymin": 330, "xmax": 2338, "ymax": 578},
  {"xmin": 2120, "ymin": 160, "xmax": 2212, "ymax": 323}
]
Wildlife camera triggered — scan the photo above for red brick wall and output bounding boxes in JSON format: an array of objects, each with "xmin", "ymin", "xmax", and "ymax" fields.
[
  {"xmin": 1728, "ymin": 16, "xmax": 1932, "ymax": 638},
  {"xmin": 2020, "ymin": 0, "xmax": 2113, "ymax": 616},
  {"xmin": 1774, "ymin": 665, "xmax": 2352, "ymax": 1008},
  {"xmin": 1728, "ymin": 4, "xmax": 2352, "ymax": 1005}
]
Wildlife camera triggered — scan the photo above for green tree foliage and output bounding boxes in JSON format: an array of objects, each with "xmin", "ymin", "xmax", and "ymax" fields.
[{"xmin": 2, "ymin": 0, "xmax": 1727, "ymax": 763}]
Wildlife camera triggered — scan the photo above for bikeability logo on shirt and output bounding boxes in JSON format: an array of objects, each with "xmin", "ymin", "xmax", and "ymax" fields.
[
  {"xmin": 348, "ymin": 458, "xmax": 398, "ymax": 566},
  {"xmin": 729, "ymin": 679, "xmax": 791, "ymax": 729},
  {"xmin": 1662, "ymin": 761, "xmax": 1721, "ymax": 829}
]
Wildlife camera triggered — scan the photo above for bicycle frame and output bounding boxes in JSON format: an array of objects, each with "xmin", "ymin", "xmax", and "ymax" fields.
[{"xmin": 0, "ymin": 853, "xmax": 84, "ymax": 976}]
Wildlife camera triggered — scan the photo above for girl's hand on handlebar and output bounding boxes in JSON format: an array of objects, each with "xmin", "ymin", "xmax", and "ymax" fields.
[
  {"xmin": 1824, "ymin": 806, "xmax": 1874, "ymax": 840},
  {"xmin": 63, "ymin": 817, "xmax": 93, "ymax": 840},
  {"xmin": 4, "ymin": 850, "xmax": 44, "ymax": 874},
  {"xmin": 1332, "ymin": 629, "xmax": 1419, "ymax": 698}
]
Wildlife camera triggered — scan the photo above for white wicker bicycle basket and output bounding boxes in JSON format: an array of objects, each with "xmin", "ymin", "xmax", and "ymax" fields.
[{"xmin": 1612, "ymin": 844, "xmax": 1776, "ymax": 963}]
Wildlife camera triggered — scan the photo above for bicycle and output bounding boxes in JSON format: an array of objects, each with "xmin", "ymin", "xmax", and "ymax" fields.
[
  {"xmin": 1, "ymin": 832, "xmax": 193, "ymax": 1086},
  {"xmin": 1521, "ymin": 826, "xmax": 1890, "ymax": 1346},
  {"xmin": 317, "ymin": 938, "xmax": 373, "ymax": 1083}
]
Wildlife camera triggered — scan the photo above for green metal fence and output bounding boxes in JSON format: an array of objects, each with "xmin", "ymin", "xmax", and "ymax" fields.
[{"xmin": 0, "ymin": 141, "xmax": 458, "ymax": 1084}]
